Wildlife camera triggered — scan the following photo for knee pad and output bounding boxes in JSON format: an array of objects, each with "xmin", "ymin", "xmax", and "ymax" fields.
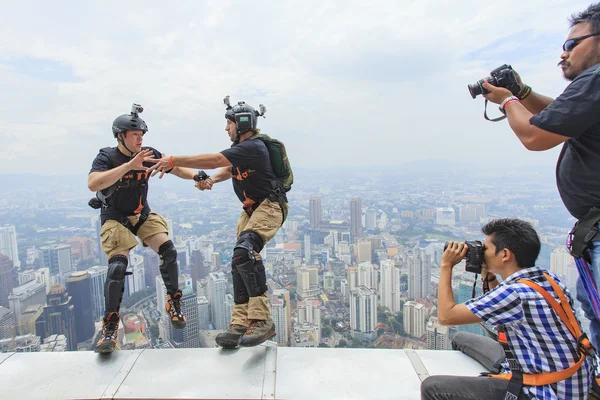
[
  {"xmin": 237, "ymin": 259, "xmax": 268, "ymax": 297},
  {"xmin": 104, "ymin": 255, "xmax": 128, "ymax": 313},
  {"xmin": 158, "ymin": 240, "xmax": 179, "ymax": 294},
  {"xmin": 232, "ymin": 271, "xmax": 249, "ymax": 304},
  {"xmin": 236, "ymin": 230, "xmax": 264, "ymax": 254}
]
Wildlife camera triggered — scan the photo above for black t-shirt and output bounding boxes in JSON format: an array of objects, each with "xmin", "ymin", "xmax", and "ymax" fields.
[
  {"xmin": 220, "ymin": 138, "xmax": 280, "ymax": 204},
  {"xmin": 530, "ymin": 64, "xmax": 600, "ymax": 219},
  {"xmin": 89, "ymin": 146, "xmax": 162, "ymax": 221}
]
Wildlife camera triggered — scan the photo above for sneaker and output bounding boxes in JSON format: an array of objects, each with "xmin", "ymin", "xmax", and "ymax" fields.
[
  {"xmin": 216, "ymin": 324, "xmax": 248, "ymax": 349},
  {"xmin": 94, "ymin": 312, "xmax": 120, "ymax": 354},
  {"xmin": 238, "ymin": 319, "xmax": 276, "ymax": 347},
  {"xmin": 166, "ymin": 290, "xmax": 186, "ymax": 329}
]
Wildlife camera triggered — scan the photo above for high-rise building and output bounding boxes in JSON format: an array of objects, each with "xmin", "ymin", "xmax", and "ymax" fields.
[
  {"xmin": 403, "ymin": 301, "xmax": 427, "ymax": 339},
  {"xmin": 551, "ymin": 248, "xmax": 573, "ymax": 279},
  {"xmin": 67, "ymin": 238, "xmax": 94, "ymax": 262},
  {"xmin": 350, "ymin": 198, "xmax": 363, "ymax": 240},
  {"xmin": 356, "ymin": 240, "xmax": 372, "ymax": 263},
  {"xmin": 127, "ymin": 253, "xmax": 145, "ymax": 295},
  {"xmin": 224, "ymin": 294, "xmax": 234, "ymax": 328},
  {"xmin": 349, "ymin": 286, "xmax": 377, "ymax": 342},
  {"xmin": 0, "ymin": 306, "xmax": 14, "ymax": 340},
  {"xmin": 304, "ymin": 234, "xmax": 311, "ymax": 262},
  {"xmin": 211, "ymin": 252, "xmax": 220, "ymax": 269},
  {"xmin": 408, "ymin": 248, "xmax": 431, "ymax": 299},
  {"xmin": 270, "ymin": 289, "xmax": 290, "ymax": 346},
  {"xmin": 0, "ymin": 254, "xmax": 16, "ymax": 309},
  {"xmin": 95, "ymin": 216, "xmax": 108, "ymax": 266},
  {"xmin": 197, "ymin": 296, "xmax": 210, "ymax": 330},
  {"xmin": 208, "ymin": 272, "xmax": 228, "ymax": 330},
  {"xmin": 426, "ymin": 317, "xmax": 450, "ymax": 350},
  {"xmin": 142, "ymin": 249, "xmax": 160, "ymax": 289},
  {"xmin": 435, "ymin": 208, "xmax": 456, "ymax": 226},
  {"xmin": 175, "ymin": 286, "xmax": 200, "ymax": 348},
  {"xmin": 8, "ymin": 280, "xmax": 46, "ymax": 321},
  {"xmin": 0, "ymin": 225, "xmax": 19, "ymax": 268},
  {"xmin": 365, "ymin": 209, "xmax": 377, "ymax": 231},
  {"xmin": 155, "ymin": 276, "xmax": 170, "ymax": 342},
  {"xmin": 347, "ymin": 266, "xmax": 358, "ymax": 293},
  {"xmin": 88, "ymin": 266, "xmax": 108, "ymax": 322},
  {"xmin": 18, "ymin": 304, "xmax": 43, "ymax": 336},
  {"xmin": 323, "ymin": 272, "xmax": 335, "ymax": 291},
  {"xmin": 380, "ymin": 260, "xmax": 401, "ymax": 313},
  {"xmin": 65, "ymin": 271, "xmax": 95, "ymax": 344},
  {"xmin": 37, "ymin": 284, "xmax": 76, "ymax": 351},
  {"xmin": 358, "ymin": 262, "xmax": 377, "ymax": 291},
  {"xmin": 39, "ymin": 244, "xmax": 72, "ymax": 278},
  {"xmin": 297, "ymin": 299, "xmax": 321, "ymax": 343},
  {"xmin": 309, "ymin": 197, "xmax": 322, "ymax": 230},
  {"xmin": 190, "ymin": 250, "xmax": 205, "ymax": 293}
]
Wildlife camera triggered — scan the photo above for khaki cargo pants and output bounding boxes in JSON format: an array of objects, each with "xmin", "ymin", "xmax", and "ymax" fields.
[
  {"xmin": 231, "ymin": 199, "xmax": 287, "ymax": 324},
  {"xmin": 100, "ymin": 212, "xmax": 169, "ymax": 258}
]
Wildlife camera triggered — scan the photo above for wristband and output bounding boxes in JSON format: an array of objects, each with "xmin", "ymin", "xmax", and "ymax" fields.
[
  {"xmin": 499, "ymin": 96, "xmax": 520, "ymax": 114},
  {"xmin": 169, "ymin": 156, "xmax": 175, "ymax": 168},
  {"xmin": 518, "ymin": 85, "xmax": 532, "ymax": 100}
]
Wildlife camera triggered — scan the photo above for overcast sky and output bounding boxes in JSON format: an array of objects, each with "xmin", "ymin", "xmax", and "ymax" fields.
[{"xmin": 0, "ymin": 0, "xmax": 592, "ymax": 175}]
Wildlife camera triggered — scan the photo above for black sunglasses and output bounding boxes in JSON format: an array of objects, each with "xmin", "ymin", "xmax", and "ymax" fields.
[{"xmin": 563, "ymin": 32, "xmax": 600, "ymax": 52}]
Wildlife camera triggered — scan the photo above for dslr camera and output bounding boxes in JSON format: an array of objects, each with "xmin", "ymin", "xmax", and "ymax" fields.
[
  {"xmin": 443, "ymin": 240, "xmax": 485, "ymax": 274},
  {"xmin": 468, "ymin": 64, "xmax": 521, "ymax": 99}
]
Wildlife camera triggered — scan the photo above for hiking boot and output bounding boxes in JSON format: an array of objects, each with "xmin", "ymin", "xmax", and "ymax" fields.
[
  {"xmin": 216, "ymin": 324, "xmax": 248, "ymax": 349},
  {"xmin": 238, "ymin": 319, "xmax": 276, "ymax": 347},
  {"xmin": 166, "ymin": 290, "xmax": 186, "ymax": 329},
  {"xmin": 94, "ymin": 312, "xmax": 120, "ymax": 354}
]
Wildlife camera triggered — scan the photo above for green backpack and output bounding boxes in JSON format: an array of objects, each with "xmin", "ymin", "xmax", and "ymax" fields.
[{"xmin": 253, "ymin": 133, "xmax": 293, "ymax": 192}]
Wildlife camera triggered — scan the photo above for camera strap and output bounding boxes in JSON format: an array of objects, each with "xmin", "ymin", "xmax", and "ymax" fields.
[{"xmin": 483, "ymin": 99, "xmax": 507, "ymax": 122}]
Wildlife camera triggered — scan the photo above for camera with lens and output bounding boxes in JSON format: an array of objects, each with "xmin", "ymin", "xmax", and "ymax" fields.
[
  {"xmin": 468, "ymin": 64, "xmax": 521, "ymax": 99},
  {"xmin": 443, "ymin": 240, "xmax": 485, "ymax": 274}
]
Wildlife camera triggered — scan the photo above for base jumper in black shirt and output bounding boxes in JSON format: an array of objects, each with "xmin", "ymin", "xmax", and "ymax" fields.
[
  {"xmin": 88, "ymin": 104, "xmax": 199, "ymax": 353},
  {"xmin": 146, "ymin": 99, "xmax": 288, "ymax": 348}
]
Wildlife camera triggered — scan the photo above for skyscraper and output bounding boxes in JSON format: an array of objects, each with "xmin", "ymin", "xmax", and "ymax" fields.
[
  {"xmin": 0, "ymin": 225, "xmax": 19, "ymax": 268},
  {"xmin": 403, "ymin": 301, "xmax": 427, "ymax": 339},
  {"xmin": 349, "ymin": 286, "xmax": 377, "ymax": 342},
  {"xmin": 365, "ymin": 209, "xmax": 377, "ymax": 231},
  {"xmin": 0, "ymin": 254, "xmax": 16, "ymax": 309},
  {"xmin": 350, "ymin": 198, "xmax": 363, "ymax": 240},
  {"xmin": 0, "ymin": 307, "xmax": 14, "ymax": 340},
  {"xmin": 88, "ymin": 266, "xmax": 108, "ymax": 322},
  {"xmin": 271, "ymin": 289, "xmax": 291, "ymax": 346},
  {"xmin": 426, "ymin": 317, "xmax": 450, "ymax": 350},
  {"xmin": 8, "ymin": 280, "xmax": 46, "ymax": 321},
  {"xmin": 175, "ymin": 286, "xmax": 200, "ymax": 348},
  {"xmin": 190, "ymin": 250, "xmax": 205, "ymax": 293},
  {"xmin": 95, "ymin": 216, "xmax": 108, "ymax": 266},
  {"xmin": 66, "ymin": 271, "xmax": 95, "ymax": 343},
  {"xmin": 142, "ymin": 249, "xmax": 160, "ymax": 289},
  {"xmin": 408, "ymin": 248, "xmax": 431, "ymax": 299},
  {"xmin": 208, "ymin": 272, "xmax": 228, "ymax": 330},
  {"xmin": 197, "ymin": 296, "xmax": 210, "ymax": 330},
  {"xmin": 37, "ymin": 284, "xmax": 76, "ymax": 351},
  {"xmin": 39, "ymin": 244, "xmax": 72, "ymax": 278},
  {"xmin": 380, "ymin": 260, "xmax": 401, "ymax": 313},
  {"xmin": 309, "ymin": 197, "xmax": 322, "ymax": 230}
]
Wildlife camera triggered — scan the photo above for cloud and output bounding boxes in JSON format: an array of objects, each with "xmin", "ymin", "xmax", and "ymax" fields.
[{"xmin": 0, "ymin": 0, "xmax": 590, "ymax": 177}]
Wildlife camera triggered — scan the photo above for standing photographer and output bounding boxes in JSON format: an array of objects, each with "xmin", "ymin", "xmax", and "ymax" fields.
[
  {"xmin": 421, "ymin": 219, "xmax": 593, "ymax": 399},
  {"xmin": 480, "ymin": 3, "xmax": 600, "ymax": 352}
]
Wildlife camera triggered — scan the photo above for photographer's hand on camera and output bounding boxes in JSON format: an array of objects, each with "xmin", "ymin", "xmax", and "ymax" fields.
[
  {"xmin": 441, "ymin": 241, "xmax": 469, "ymax": 270},
  {"xmin": 482, "ymin": 80, "xmax": 514, "ymax": 105}
]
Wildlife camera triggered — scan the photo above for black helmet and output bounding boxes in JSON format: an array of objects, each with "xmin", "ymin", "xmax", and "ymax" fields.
[
  {"xmin": 224, "ymin": 96, "xmax": 266, "ymax": 136},
  {"xmin": 112, "ymin": 103, "xmax": 148, "ymax": 137}
]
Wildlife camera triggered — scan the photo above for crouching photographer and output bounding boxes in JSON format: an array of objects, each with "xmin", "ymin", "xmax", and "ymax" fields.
[{"xmin": 421, "ymin": 218, "xmax": 596, "ymax": 400}]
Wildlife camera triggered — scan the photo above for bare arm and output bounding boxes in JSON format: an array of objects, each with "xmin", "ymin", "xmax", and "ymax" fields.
[
  {"xmin": 504, "ymin": 102, "xmax": 569, "ymax": 151},
  {"xmin": 210, "ymin": 166, "xmax": 233, "ymax": 184},
  {"xmin": 147, "ymin": 153, "xmax": 232, "ymax": 172},
  {"xmin": 169, "ymin": 166, "xmax": 197, "ymax": 180},
  {"xmin": 520, "ymin": 90, "xmax": 555, "ymax": 115},
  {"xmin": 437, "ymin": 242, "xmax": 482, "ymax": 326}
]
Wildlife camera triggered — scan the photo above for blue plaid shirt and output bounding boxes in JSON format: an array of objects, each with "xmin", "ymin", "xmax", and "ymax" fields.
[{"xmin": 465, "ymin": 266, "xmax": 593, "ymax": 399}]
